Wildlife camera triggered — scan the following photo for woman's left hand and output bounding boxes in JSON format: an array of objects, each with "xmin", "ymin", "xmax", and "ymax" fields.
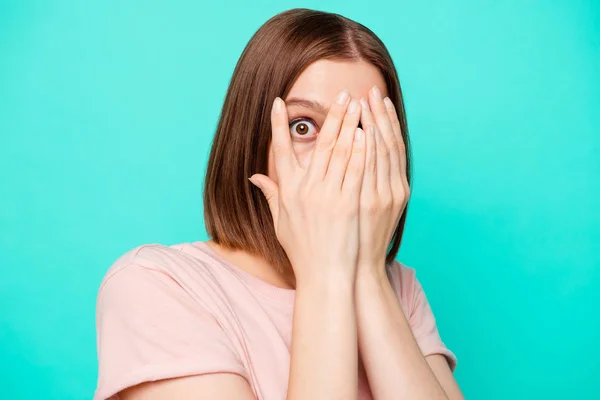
[{"xmin": 356, "ymin": 85, "xmax": 410, "ymax": 278}]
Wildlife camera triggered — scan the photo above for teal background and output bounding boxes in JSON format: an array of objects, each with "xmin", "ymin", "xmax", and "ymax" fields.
[{"xmin": 1, "ymin": 0, "xmax": 598, "ymax": 398}]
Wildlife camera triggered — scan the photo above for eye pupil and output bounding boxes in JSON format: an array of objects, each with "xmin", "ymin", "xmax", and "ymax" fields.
[{"xmin": 296, "ymin": 123, "xmax": 308, "ymax": 135}]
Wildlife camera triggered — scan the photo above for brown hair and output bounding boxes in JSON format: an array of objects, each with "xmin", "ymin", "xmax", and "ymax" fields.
[{"xmin": 203, "ymin": 8, "xmax": 412, "ymax": 273}]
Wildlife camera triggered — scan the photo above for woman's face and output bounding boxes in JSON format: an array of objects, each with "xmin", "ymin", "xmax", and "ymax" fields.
[{"xmin": 267, "ymin": 59, "xmax": 389, "ymax": 182}]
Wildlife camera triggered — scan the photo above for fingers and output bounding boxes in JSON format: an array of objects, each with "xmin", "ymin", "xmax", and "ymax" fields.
[
  {"xmin": 306, "ymin": 89, "xmax": 351, "ymax": 183},
  {"xmin": 360, "ymin": 95, "xmax": 390, "ymax": 196},
  {"xmin": 369, "ymin": 86, "xmax": 401, "ymax": 170},
  {"xmin": 382, "ymin": 97, "xmax": 408, "ymax": 186},
  {"xmin": 342, "ymin": 127, "xmax": 366, "ymax": 194},
  {"xmin": 361, "ymin": 123, "xmax": 377, "ymax": 194},
  {"xmin": 368, "ymin": 86, "xmax": 404, "ymax": 197},
  {"xmin": 248, "ymin": 174, "xmax": 280, "ymax": 223},
  {"xmin": 324, "ymin": 98, "xmax": 362, "ymax": 187},
  {"xmin": 360, "ymin": 97, "xmax": 384, "ymax": 192},
  {"xmin": 373, "ymin": 124, "xmax": 391, "ymax": 196},
  {"xmin": 270, "ymin": 97, "xmax": 298, "ymax": 179},
  {"xmin": 382, "ymin": 97, "xmax": 403, "ymax": 148},
  {"xmin": 359, "ymin": 95, "xmax": 377, "ymax": 135}
]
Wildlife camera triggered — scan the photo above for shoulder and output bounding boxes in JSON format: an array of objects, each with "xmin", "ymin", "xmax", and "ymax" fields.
[
  {"xmin": 96, "ymin": 241, "xmax": 240, "ymax": 317},
  {"xmin": 97, "ymin": 243, "xmax": 193, "ymax": 319},
  {"xmin": 386, "ymin": 260, "xmax": 428, "ymax": 316},
  {"xmin": 99, "ymin": 241, "xmax": 230, "ymax": 287},
  {"xmin": 94, "ymin": 242, "xmax": 249, "ymax": 399},
  {"xmin": 99, "ymin": 242, "xmax": 190, "ymax": 287}
]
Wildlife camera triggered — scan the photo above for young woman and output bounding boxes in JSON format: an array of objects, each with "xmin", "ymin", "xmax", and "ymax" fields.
[{"xmin": 94, "ymin": 8, "xmax": 464, "ymax": 400}]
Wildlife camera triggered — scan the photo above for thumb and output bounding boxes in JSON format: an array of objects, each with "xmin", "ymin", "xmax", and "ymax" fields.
[{"xmin": 248, "ymin": 174, "xmax": 279, "ymax": 221}]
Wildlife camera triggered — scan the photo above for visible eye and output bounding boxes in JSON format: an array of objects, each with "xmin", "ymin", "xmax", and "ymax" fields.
[{"xmin": 289, "ymin": 117, "xmax": 318, "ymax": 140}]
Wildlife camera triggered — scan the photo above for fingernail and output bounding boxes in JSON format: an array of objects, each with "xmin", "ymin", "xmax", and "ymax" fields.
[
  {"xmin": 355, "ymin": 127, "xmax": 364, "ymax": 142},
  {"xmin": 272, "ymin": 97, "xmax": 282, "ymax": 114},
  {"xmin": 348, "ymin": 99, "xmax": 358, "ymax": 113},
  {"xmin": 383, "ymin": 97, "xmax": 394, "ymax": 111},
  {"xmin": 371, "ymin": 85, "xmax": 381, "ymax": 100},
  {"xmin": 369, "ymin": 125, "xmax": 376, "ymax": 136},
  {"xmin": 360, "ymin": 97, "xmax": 370, "ymax": 111},
  {"xmin": 336, "ymin": 89, "xmax": 349, "ymax": 104}
]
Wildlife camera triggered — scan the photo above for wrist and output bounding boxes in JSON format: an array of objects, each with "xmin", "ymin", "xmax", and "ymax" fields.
[
  {"xmin": 295, "ymin": 265, "xmax": 356, "ymax": 293},
  {"xmin": 357, "ymin": 259, "xmax": 387, "ymax": 279},
  {"xmin": 356, "ymin": 264, "xmax": 390, "ymax": 291},
  {"xmin": 296, "ymin": 277, "xmax": 356, "ymax": 307}
]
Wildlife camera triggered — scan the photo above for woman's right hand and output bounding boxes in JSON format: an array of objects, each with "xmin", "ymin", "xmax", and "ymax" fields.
[{"xmin": 248, "ymin": 89, "xmax": 366, "ymax": 287}]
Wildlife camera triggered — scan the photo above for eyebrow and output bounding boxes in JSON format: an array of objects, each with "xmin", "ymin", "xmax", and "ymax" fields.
[{"xmin": 284, "ymin": 97, "xmax": 329, "ymax": 116}]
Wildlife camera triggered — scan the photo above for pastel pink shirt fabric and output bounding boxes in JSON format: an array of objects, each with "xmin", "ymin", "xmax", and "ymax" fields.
[{"xmin": 94, "ymin": 241, "xmax": 456, "ymax": 400}]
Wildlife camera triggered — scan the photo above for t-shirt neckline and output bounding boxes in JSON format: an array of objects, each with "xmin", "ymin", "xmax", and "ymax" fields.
[{"xmin": 184, "ymin": 240, "xmax": 296, "ymax": 306}]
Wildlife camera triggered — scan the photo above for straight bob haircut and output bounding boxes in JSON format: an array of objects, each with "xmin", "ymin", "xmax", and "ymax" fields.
[{"xmin": 204, "ymin": 8, "xmax": 412, "ymax": 273}]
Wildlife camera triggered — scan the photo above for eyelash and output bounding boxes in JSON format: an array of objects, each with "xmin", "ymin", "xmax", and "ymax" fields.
[{"xmin": 289, "ymin": 117, "xmax": 319, "ymax": 141}]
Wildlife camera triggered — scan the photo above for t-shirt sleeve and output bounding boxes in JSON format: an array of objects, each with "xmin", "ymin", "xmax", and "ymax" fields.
[
  {"xmin": 94, "ymin": 263, "xmax": 247, "ymax": 400},
  {"xmin": 389, "ymin": 262, "xmax": 458, "ymax": 372},
  {"xmin": 409, "ymin": 274, "xmax": 457, "ymax": 371}
]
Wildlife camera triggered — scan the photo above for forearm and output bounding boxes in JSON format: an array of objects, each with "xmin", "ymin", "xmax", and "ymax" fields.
[
  {"xmin": 287, "ymin": 274, "xmax": 358, "ymax": 400},
  {"xmin": 355, "ymin": 269, "xmax": 447, "ymax": 400}
]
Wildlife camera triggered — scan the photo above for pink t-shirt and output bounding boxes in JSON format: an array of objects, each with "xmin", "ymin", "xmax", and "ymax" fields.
[{"xmin": 94, "ymin": 241, "xmax": 456, "ymax": 400}]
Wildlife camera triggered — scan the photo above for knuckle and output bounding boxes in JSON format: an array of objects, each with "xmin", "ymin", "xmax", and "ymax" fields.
[
  {"xmin": 347, "ymin": 160, "xmax": 363, "ymax": 176},
  {"xmin": 342, "ymin": 112, "xmax": 360, "ymax": 127},
  {"xmin": 389, "ymin": 136, "xmax": 401, "ymax": 153},
  {"xmin": 397, "ymin": 136, "xmax": 406, "ymax": 152},
  {"xmin": 367, "ymin": 155, "xmax": 377, "ymax": 171},
  {"xmin": 352, "ymin": 143, "xmax": 365, "ymax": 155},
  {"xmin": 392, "ymin": 185, "xmax": 407, "ymax": 200},
  {"xmin": 332, "ymin": 145, "xmax": 351, "ymax": 161},
  {"xmin": 372, "ymin": 106, "xmax": 386, "ymax": 118},
  {"xmin": 262, "ymin": 190, "xmax": 275, "ymax": 202},
  {"xmin": 330, "ymin": 103, "xmax": 347, "ymax": 118},
  {"xmin": 380, "ymin": 196, "xmax": 393, "ymax": 210},
  {"xmin": 322, "ymin": 109, "xmax": 345, "ymax": 130},
  {"xmin": 362, "ymin": 198, "xmax": 378, "ymax": 215},
  {"xmin": 316, "ymin": 138, "xmax": 336, "ymax": 153},
  {"xmin": 380, "ymin": 144, "xmax": 390, "ymax": 158},
  {"xmin": 345, "ymin": 166, "xmax": 358, "ymax": 179}
]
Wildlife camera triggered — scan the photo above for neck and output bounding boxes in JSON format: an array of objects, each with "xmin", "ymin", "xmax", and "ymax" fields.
[{"xmin": 204, "ymin": 240, "xmax": 296, "ymax": 289}]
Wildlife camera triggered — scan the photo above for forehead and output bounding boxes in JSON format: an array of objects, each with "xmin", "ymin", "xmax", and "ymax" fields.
[{"xmin": 285, "ymin": 59, "xmax": 388, "ymax": 104}]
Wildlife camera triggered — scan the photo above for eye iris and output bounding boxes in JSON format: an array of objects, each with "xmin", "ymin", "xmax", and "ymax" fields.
[{"xmin": 296, "ymin": 123, "xmax": 309, "ymax": 135}]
